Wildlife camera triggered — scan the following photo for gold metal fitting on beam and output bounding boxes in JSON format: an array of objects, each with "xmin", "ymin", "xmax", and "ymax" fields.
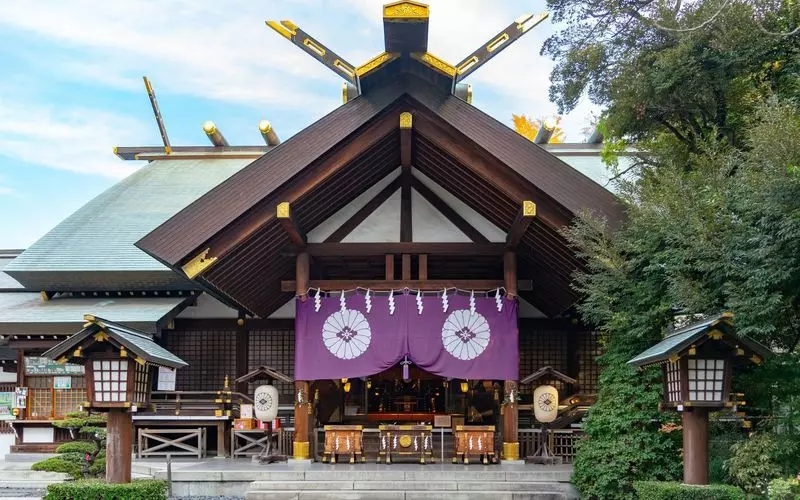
[
  {"xmin": 399, "ymin": 112, "xmax": 413, "ymax": 129},
  {"xmin": 266, "ymin": 20, "xmax": 298, "ymax": 40},
  {"xmin": 356, "ymin": 52, "xmax": 396, "ymax": 78},
  {"xmin": 383, "ymin": 1, "xmax": 429, "ymax": 20},
  {"xmin": 413, "ymin": 52, "xmax": 456, "ymax": 77},
  {"xmin": 516, "ymin": 12, "xmax": 549, "ymax": 33},
  {"xmin": 277, "ymin": 202, "xmax": 291, "ymax": 219},
  {"xmin": 182, "ymin": 247, "xmax": 218, "ymax": 279},
  {"xmin": 523, "ymin": 200, "xmax": 537, "ymax": 217}
]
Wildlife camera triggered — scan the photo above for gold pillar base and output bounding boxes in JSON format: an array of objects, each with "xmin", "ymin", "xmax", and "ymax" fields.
[
  {"xmin": 293, "ymin": 441, "xmax": 310, "ymax": 460},
  {"xmin": 503, "ymin": 442, "xmax": 520, "ymax": 461}
]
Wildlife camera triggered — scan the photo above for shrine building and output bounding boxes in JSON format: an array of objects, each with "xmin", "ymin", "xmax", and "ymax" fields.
[{"xmin": 0, "ymin": 1, "xmax": 624, "ymax": 464}]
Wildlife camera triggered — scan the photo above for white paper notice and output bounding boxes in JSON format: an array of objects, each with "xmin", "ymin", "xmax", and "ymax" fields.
[{"xmin": 157, "ymin": 367, "xmax": 176, "ymax": 391}]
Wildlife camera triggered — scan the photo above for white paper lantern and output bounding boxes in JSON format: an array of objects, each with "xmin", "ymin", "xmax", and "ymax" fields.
[
  {"xmin": 254, "ymin": 384, "xmax": 279, "ymax": 422},
  {"xmin": 533, "ymin": 385, "xmax": 558, "ymax": 423}
]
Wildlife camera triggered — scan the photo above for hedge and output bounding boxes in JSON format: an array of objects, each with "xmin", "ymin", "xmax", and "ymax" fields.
[
  {"xmin": 55, "ymin": 441, "xmax": 97, "ymax": 455},
  {"xmin": 44, "ymin": 479, "xmax": 167, "ymax": 500},
  {"xmin": 633, "ymin": 481, "xmax": 746, "ymax": 500}
]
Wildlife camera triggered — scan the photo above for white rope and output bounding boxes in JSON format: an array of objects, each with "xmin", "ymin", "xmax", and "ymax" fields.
[{"xmin": 301, "ymin": 286, "xmax": 508, "ymax": 298}]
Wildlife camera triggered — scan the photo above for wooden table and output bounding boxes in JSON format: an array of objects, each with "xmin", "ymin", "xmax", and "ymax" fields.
[
  {"xmin": 322, "ymin": 425, "xmax": 364, "ymax": 464},
  {"xmin": 377, "ymin": 424, "xmax": 434, "ymax": 464},
  {"xmin": 453, "ymin": 425, "xmax": 496, "ymax": 464}
]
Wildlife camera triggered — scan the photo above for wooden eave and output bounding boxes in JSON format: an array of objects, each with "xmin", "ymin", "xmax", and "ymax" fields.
[{"xmin": 136, "ymin": 75, "xmax": 624, "ymax": 318}]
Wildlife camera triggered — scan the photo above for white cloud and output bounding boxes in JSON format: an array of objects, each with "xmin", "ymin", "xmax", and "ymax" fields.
[
  {"xmin": 0, "ymin": 95, "xmax": 145, "ymax": 179},
  {"xmin": 0, "ymin": 0, "xmax": 338, "ymax": 111}
]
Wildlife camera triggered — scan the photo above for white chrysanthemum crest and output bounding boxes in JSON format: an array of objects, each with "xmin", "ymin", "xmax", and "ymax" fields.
[
  {"xmin": 442, "ymin": 289, "xmax": 449, "ymax": 312},
  {"xmin": 388, "ymin": 290, "xmax": 395, "ymax": 315},
  {"xmin": 314, "ymin": 288, "xmax": 321, "ymax": 312},
  {"xmin": 365, "ymin": 289, "xmax": 372, "ymax": 313},
  {"xmin": 495, "ymin": 289, "xmax": 503, "ymax": 312},
  {"xmin": 469, "ymin": 290, "xmax": 476, "ymax": 315},
  {"xmin": 416, "ymin": 290, "xmax": 423, "ymax": 314}
]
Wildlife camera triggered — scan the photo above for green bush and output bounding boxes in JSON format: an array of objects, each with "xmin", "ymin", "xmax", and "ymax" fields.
[
  {"xmin": 31, "ymin": 457, "xmax": 83, "ymax": 479},
  {"xmin": 725, "ymin": 433, "xmax": 783, "ymax": 495},
  {"xmin": 633, "ymin": 481, "xmax": 746, "ymax": 499},
  {"xmin": 767, "ymin": 477, "xmax": 800, "ymax": 500},
  {"xmin": 44, "ymin": 479, "xmax": 167, "ymax": 500},
  {"xmin": 55, "ymin": 441, "xmax": 97, "ymax": 455},
  {"xmin": 88, "ymin": 456, "xmax": 105, "ymax": 476}
]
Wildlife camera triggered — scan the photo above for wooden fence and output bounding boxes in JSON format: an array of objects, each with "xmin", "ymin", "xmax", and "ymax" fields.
[{"xmin": 519, "ymin": 428, "xmax": 584, "ymax": 464}]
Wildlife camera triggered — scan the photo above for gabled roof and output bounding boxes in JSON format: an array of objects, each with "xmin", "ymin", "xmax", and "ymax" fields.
[
  {"xmin": 0, "ymin": 250, "xmax": 24, "ymax": 291},
  {"xmin": 6, "ymin": 158, "xmax": 251, "ymax": 292},
  {"xmin": 138, "ymin": 76, "xmax": 623, "ymax": 269},
  {"xmin": 628, "ymin": 313, "xmax": 772, "ymax": 367},
  {"xmin": 44, "ymin": 315, "xmax": 187, "ymax": 369}
]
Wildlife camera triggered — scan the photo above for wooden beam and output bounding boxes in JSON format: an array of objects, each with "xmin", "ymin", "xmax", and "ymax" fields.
[
  {"xmin": 385, "ymin": 254, "xmax": 395, "ymax": 280},
  {"xmin": 402, "ymin": 254, "xmax": 411, "ymax": 280},
  {"xmin": 281, "ymin": 279, "xmax": 532, "ymax": 292},
  {"xmin": 419, "ymin": 254, "xmax": 428, "ymax": 280},
  {"xmin": 325, "ymin": 177, "xmax": 402, "ymax": 242},
  {"xmin": 400, "ymin": 112, "xmax": 413, "ymax": 242},
  {"xmin": 410, "ymin": 177, "xmax": 488, "ymax": 242},
  {"xmin": 296, "ymin": 252, "xmax": 310, "ymax": 299},
  {"xmin": 504, "ymin": 250, "xmax": 518, "ymax": 296},
  {"xmin": 303, "ymin": 242, "xmax": 505, "ymax": 257},
  {"xmin": 506, "ymin": 201, "xmax": 537, "ymax": 248},
  {"xmin": 276, "ymin": 202, "xmax": 306, "ymax": 247}
]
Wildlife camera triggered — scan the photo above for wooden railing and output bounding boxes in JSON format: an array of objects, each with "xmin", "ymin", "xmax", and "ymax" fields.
[
  {"xmin": 279, "ymin": 427, "xmax": 295, "ymax": 456},
  {"xmin": 518, "ymin": 428, "xmax": 584, "ymax": 464}
]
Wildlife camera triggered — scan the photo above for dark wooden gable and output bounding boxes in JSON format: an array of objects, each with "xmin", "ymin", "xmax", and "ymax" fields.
[{"xmin": 136, "ymin": 75, "xmax": 624, "ymax": 318}]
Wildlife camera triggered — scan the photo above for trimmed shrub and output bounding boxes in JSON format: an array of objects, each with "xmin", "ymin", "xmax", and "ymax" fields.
[
  {"xmin": 88, "ymin": 456, "xmax": 105, "ymax": 476},
  {"xmin": 44, "ymin": 479, "xmax": 167, "ymax": 500},
  {"xmin": 55, "ymin": 441, "xmax": 97, "ymax": 455},
  {"xmin": 633, "ymin": 481, "xmax": 746, "ymax": 499},
  {"xmin": 31, "ymin": 457, "xmax": 83, "ymax": 479},
  {"xmin": 725, "ymin": 433, "xmax": 783, "ymax": 495}
]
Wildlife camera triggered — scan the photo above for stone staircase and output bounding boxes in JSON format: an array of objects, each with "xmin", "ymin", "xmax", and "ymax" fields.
[
  {"xmin": 245, "ymin": 466, "xmax": 578, "ymax": 500},
  {"xmin": 0, "ymin": 461, "xmax": 69, "ymax": 498}
]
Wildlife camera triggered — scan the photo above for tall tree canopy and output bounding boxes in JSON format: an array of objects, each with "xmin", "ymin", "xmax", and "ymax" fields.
[{"xmin": 541, "ymin": 0, "xmax": 800, "ymax": 497}]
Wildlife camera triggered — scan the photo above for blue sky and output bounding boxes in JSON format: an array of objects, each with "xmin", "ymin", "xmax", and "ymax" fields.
[{"xmin": 0, "ymin": 0, "xmax": 599, "ymax": 249}]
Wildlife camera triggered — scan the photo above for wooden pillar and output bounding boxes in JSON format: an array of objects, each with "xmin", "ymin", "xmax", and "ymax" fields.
[
  {"xmin": 502, "ymin": 380, "xmax": 520, "ymax": 461},
  {"xmin": 235, "ymin": 312, "xmax": 249, "ymax": 395},
  {"xmin": 293, "ymin": 381, "xmax": 311, "ymax": 460},
  {"xmin": 106, "ymin": 408, "xmax": 133, "ymax": 483},
  {"xmin": 683, "ymin": 408, "xmax": 709, "ymax": 485},
  {"xmin": 385, "ymin": 254, "xmax": 394, "ymax": 280},
  {"xmin": 502, "ymin": 250, "xmax": 519, "ymax": 460}
]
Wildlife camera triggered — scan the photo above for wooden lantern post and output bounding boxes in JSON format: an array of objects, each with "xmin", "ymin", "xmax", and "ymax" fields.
[
  {"xmin": 628, "ymin": 313, "xmax": 771, "ymax": 485},
  {"xmin": 43, "ymin": 315, "xmax": 187, "ymax": 483}
]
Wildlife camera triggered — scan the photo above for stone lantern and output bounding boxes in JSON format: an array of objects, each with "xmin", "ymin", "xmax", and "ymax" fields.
[
  {"xmin": 44, "ymin": 315, "xmax": 187, "ymax": 483},
  {"xmin": 628, "ymin": 312, "xmax": 771, "ymax": 485}
]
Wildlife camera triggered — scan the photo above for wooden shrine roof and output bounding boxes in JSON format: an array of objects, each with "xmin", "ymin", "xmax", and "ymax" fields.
[{"xmin": 136, "ymin": 75, "xmax": 625, "ymax": 318}]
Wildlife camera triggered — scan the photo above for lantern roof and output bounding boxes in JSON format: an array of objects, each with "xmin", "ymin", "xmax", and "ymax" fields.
[
  {"xmin": 234, "ymin": 365, "xmax": 293, "ymax": 385},
  {"xmin": 627, "ymin": 312, "xmax": 772, "ymax": 368},
  {"xmin": 43, "ymin": 315, "xmax": 187, "ymax": 369}
]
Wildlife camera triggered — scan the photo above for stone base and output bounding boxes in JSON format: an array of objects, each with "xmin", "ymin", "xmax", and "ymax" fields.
[
  {"xmin": 287, "ymin": 458, "xmax": 313, "ymax": 465},
  {"xmin": 500, "ymin": 459, "xmax": 526, "ymax": 465}
]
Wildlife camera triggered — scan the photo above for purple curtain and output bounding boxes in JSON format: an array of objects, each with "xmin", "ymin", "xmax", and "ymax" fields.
[{"xmin": 294, "ymin": 292, "xmax": 518, "ymax": 381}]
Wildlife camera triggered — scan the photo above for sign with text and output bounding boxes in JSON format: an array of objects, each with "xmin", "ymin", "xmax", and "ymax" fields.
[
  {"xmin": 157, "ymin": 367, "xmax": 176, "ymax": 391},
  {"xmin": 24, "ymin": 357, "xmax": 84, "ymax": 376},
  {"xmin": 53, "ymin": 376, "xmax": 72, "ymax": 390},
  {"xmin": 0, "ymin": 392, "xmax": 14, "ymax": 420}
]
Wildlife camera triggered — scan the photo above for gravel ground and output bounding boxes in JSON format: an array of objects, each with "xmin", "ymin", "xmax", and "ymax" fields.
[
  {"xmin": 0, "ymin": 489, "xmax": 45, "ymax": 498},
  {"xmin": 170, "ymin": 497, "xmax": 244, "ymax": 500}
]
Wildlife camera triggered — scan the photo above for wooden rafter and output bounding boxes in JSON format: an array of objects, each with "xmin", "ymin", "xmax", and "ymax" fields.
[
  {"xmin": 297, "ymin": 242, "xmax": 505, "ymax": 257},
  {"xmin": 281, "ymin": 279, "xmax": 533, "ymax": 292},
  {"xmin": 324, "ymin": 176, "xmax": 402, "ymax": 242},
  {"xmin": 506, "ymin": 201, "xmax": 537, "ymax": 248},
  {"xmin": 276, "ymin": 202, "xmax": 306, "ymax": 247},
  {"xmin": 410, "ymin": 177, "xmax": 488, "ymax": 242}
]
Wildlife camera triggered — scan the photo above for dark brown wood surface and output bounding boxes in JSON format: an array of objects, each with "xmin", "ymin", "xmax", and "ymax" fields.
[{"xmin": 106, "ymin": 409, "xmax": 133, "ymax": 483}]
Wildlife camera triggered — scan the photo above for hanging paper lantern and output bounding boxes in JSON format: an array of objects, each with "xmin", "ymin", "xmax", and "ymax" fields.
[
  {"xmin": 533, "ymin": 385, "xmax": 558, "ymax": 423},
  {"xmin": 254, "ymin": 384, "xmax": 279, "ymax": 422}
]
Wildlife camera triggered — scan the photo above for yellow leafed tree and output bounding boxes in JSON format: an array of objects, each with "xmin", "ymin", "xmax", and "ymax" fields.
[{"xmin": 512, "ymin": 114, "xmax": 566, "ymax": 143}]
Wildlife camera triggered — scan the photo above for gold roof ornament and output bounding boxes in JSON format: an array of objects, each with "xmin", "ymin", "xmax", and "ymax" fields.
[
  {"xmin": 411, "ymin": 52, "xmax": 456, "ymax": 77},
  {"xmin": 182, "ymin": 247, "xmax": 218, "ymax": 279},
  {"xmin": 399, "ymin": 112, "xmax": 413, "ymax": 129},
  {"xmin": 383, "ymin": 1, "xmax": 429, "ymax": 20},
  {"xmin": 356, "ymin": 52, "xmax": 397, "ymax": 78}
]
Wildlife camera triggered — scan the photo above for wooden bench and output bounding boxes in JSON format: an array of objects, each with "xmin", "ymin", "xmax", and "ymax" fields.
[{"xmin": 137, "ymin": 427, "xmax": 207, "ymax": 459}]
